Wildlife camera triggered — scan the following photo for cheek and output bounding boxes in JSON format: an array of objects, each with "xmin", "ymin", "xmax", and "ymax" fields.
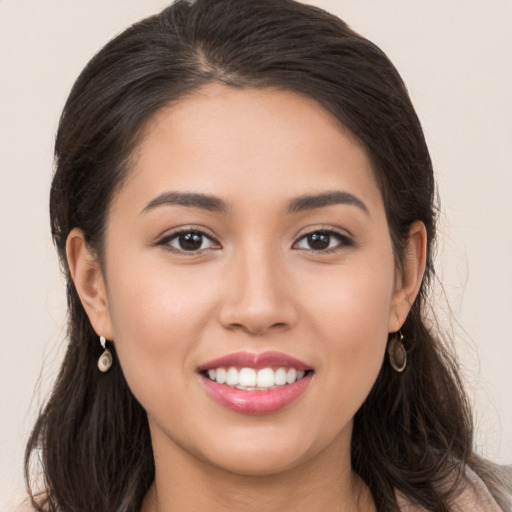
[
  {"xmin": 104, "ymin": 258, "xmax": 219, "ymax": 403},
  {"xmin": 107, "ymin": 252, "xmax": 217, "ymax": 337},
  {"xmin": 302, "ymin": 252, "xmax": 395, "ymax": 336},
  {"xmin": 299, "ymin": 259, "xmax": 395, "ymax": 413}
]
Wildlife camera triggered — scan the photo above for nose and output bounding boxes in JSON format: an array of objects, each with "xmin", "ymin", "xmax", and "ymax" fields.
[{"xmin": 218, "ymin": 245, "xmax": 298, "ymax": 335}]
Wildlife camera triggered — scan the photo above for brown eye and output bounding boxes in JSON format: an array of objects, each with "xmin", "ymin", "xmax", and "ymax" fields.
[
  {"xmin": 294, "ymin": 230, "xmax": 352, "ymax": 251},
  {"xmin": 178, "ymin": 232, "xmax": 204, "ymax": 251},
  {"xmin": 163, "ymin": 230, "xmax": 219, "ymax": 252},
  {"xmin": 307, "ymin": 232, "xmax": 331, "ymax": 250}
]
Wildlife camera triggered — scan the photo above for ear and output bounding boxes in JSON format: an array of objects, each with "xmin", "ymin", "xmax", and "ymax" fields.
[
  {"xmin": 388, "ymin": 221, "xmax": 427, "ymax": 332},
  {"xmin": 66, "ymin": 228, "xmax": 115, "ymax": 340}
]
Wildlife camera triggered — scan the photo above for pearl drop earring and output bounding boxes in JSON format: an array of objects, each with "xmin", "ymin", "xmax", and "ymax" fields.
[{"xmin": 97, "ymin": 336, "xmax": 113, "ymax": 372}]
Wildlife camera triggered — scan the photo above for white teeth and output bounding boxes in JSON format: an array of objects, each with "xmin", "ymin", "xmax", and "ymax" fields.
[
  {"xmin": 257, "ymin": 368, "xmax": 275, "ymax": 388},
  {"xmin": 238, "ymin": 368, "xmax": 257, "ymax": 387},
  {"xmin": 274, "ymin": 367, "xmax": 287, "ymax": 386},
  {"xmin": 226, "ymin": 367, "xmax": 238, "ymax": 386},
  {"xmin": 206, "ymin": 366, "xmax": 308, "ymax": 389},
  {"xmin": 286, "ymin": 368, "xmax": 297, "ymax": 384},
  {"xmin": 216, "ymin": 367, "xmax": 227, "ymax": 384}
]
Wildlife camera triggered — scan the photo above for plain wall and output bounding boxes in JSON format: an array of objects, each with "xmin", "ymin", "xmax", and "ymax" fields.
[{"xmin": 1, "ymin": 0, "xmax": 511, "ymax": 509}]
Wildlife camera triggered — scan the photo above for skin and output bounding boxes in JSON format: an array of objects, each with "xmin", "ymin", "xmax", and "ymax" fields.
[{"xmin": 67, "ymin": 84, "xmax": 426, "ymax": 512}]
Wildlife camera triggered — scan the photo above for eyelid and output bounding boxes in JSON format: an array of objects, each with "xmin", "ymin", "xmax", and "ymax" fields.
[{"xmin": 293, "ymin": 223, "xmax": 354, "ymax": 240}]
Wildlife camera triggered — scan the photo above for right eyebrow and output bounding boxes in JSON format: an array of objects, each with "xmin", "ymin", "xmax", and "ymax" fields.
[
  {"xmin": 287, "ymin": 190, "xmax": 369, "ymax": 216},
  {"xmin": 141, "ymin": 192, "xmax": 230, "ymax": 214}
]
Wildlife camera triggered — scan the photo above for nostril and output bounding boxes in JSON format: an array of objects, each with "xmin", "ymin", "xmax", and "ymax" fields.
[{"xmin": 227, "ymin": 321, "xmax": 291, "ymax": 336}]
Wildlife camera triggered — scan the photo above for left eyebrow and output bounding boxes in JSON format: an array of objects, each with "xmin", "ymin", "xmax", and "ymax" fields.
[
  {"xmin": 287, "ymin": 191, "xmax": 369, "ymax": 215},
  {"xmin": 141, "ymin": 192, "xmax": 230, "ymax": 214}
]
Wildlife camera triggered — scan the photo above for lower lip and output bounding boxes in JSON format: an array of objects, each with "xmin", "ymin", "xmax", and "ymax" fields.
[{"xmin": 200, "ymin": 373, "xmax": 312, "ymax": 415}]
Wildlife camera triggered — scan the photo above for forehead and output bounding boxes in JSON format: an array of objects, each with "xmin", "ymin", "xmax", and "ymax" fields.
[
  {"xmin": 139, "ymin": 83, "xmax": 364, "ymax": 160},
  {"xmin": 117, "ymin": 84, "xmax": 382, "ymax": 215}
]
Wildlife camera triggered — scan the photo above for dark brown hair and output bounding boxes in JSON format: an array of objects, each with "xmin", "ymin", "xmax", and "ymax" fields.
[{"xmin": 25, "ymin": 1, "xmax": 511, "ymax": 511}]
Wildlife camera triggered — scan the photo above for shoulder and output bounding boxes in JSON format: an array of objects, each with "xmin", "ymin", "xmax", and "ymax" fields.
[{"xmin": 395, "ymin": 466, "xmax": 503, "ymax": 512}]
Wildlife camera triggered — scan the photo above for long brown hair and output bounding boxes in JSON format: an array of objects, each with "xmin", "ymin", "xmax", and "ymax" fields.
[{"xmin": 25, "ymin": 1, "xmax": 511, "ymax": 511}]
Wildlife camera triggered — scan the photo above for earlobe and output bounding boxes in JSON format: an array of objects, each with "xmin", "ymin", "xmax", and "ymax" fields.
[
  {"xmin": 389, "ymin": 221, "xmax": 427, "ymax": 331},
  {"xmin": 66, "ymin": 228, "xmax": 114, "ymax": 340}
]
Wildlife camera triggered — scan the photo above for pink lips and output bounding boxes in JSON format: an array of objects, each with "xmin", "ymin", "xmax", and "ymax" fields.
[
  {"xmin": 199, "ymin": 351, "xmax": 311, "ymax": 372},
  {"xmin": 198, "ymin": 351, "xmax": 313, "ymax": 415}
]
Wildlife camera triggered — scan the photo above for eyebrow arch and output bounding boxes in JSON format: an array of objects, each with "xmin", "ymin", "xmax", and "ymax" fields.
[
  {"xmin": 142, "ymin": 192, "xmax": 229, "ymax": 214},
  {"xmin": 287, "ymin": 191, "xmax": 369, "ymax": 215}
]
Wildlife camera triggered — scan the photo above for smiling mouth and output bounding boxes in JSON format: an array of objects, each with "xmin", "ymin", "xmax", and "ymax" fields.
[
  {"xmin": 200, "ymin": 367, "xmax": 313, "ymax": 391},
  {"xmin": 198, "ymin": 351, "xmax": 314, "ymax": 413}
]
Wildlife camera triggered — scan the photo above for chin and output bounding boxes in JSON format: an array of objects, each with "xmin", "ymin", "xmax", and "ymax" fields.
[
  {"xmin": 193, "ymin": 427, "xmax": 330, "ymax": 477},
  {"xmin": 207, "ymin": 449, "xmax": 309, "ymax": 477}
]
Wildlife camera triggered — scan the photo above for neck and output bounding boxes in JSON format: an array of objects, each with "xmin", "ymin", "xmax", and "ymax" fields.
[{"xmin": 141, "ymin": 429, "xmax": 375, "ymax": 512}]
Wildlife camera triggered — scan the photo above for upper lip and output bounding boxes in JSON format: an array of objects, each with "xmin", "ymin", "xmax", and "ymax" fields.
[{"xmin": 198, "ymin": 351, "xmax": 312, "ymax": 372}]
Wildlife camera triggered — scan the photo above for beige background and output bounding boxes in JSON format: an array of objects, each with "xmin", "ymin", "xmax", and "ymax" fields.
[{"xmin": 1, "ymin": 0, "xmax": 511, "ymax": 509}]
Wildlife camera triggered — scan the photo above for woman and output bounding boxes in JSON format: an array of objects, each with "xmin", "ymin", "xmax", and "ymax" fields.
[{"xmin": 24, "ymin": 0, "xmax": 511, "ymax": 510}]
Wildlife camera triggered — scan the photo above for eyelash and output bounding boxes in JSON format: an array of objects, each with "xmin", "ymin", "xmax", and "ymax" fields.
[{"xmin": 156, "ymin": 228, "xmax": 353, "ymax": 254}]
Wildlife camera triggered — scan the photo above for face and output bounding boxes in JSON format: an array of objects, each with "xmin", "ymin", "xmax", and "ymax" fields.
[{"xmin": 81, "ymin": 84, "xmax": 415, "ymax": 476}]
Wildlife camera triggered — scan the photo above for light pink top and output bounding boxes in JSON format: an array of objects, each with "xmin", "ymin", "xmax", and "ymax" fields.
[{"xmin": 396, "ymin": 467, "xmax": 503, "ymax": 511}]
